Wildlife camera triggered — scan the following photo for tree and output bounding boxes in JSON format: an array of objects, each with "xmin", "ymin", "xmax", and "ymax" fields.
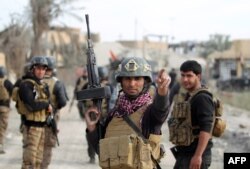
[
  {"xmin": 29, "ymin": 0, "xmax": 83, "ymax": 57},
  {"xmin": 0, "ymin": 16, "xmax": 31, "ymax": 78},
  {"xmin": 200, "ymin": 34, "xmax": 231, "ymax": 58}
]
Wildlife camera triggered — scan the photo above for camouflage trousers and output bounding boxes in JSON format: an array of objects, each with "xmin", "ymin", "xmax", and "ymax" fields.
[
  {"xmin": 21, "ymin": 125, "xmax": 45, "ymax": 169},
  {"xmin": 41, "ymin": 113, "xmax": 60, "ymax": 169},
  {"xmin": 0, "ymin": 106, "xmax": 10, "ymax": 145}
]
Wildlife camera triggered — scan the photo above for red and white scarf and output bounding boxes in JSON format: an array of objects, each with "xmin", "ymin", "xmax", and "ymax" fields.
[{"xmin": 110, "ymin": 92, "xmax": 152, "ymax": 117}]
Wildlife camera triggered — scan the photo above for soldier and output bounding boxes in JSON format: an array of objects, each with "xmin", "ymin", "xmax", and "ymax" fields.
[
  {"xmin": 85, "ymin": 57, "xmax": 171, "ymax": 169},
  {"xmin": 168, "ymin": 60, "xmax": 214, "ymax": 169},
  {"xmin": 71, "ymin": 67, "xmax": 88, "ymax": 118},
  {"xmin": 18, "ymin": 56, "xmax": 53, "ymax": 169},
  {"xmin": 41, "ymin": 56, "xmax": 68, "ymax": 169},
  {"xmin": 0, "ymin": 66, "xmax": 13, "ymax": 154}
]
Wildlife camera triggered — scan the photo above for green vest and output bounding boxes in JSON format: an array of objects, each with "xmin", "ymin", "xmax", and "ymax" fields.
[{"xmin": 168, "ymin": 87, "xmax": 225, "ymax": 146}]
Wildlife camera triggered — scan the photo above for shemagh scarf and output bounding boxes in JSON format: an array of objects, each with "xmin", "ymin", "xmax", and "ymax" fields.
[{"xmin": 110, "ymin": 92, "xmax": 152, "ymax": 117}]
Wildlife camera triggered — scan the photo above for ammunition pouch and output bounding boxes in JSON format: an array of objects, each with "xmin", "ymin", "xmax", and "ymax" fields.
[
  {"xmin": 99, "ymin": 134, "xmax": 154, "ymax": 169},
  {"xmin": 212, "ymin": 117, "xmax": 226, "ymax": 137},
  {"xmin": 168, "ymin": 117, "xmax": 196, "ymax": 146},
  {"xmin": 212, "ymin": 98, "xmax": 226, "ymax": 137},
  {"xmin": 168, "ymin": 101, "xmax": 197, "ymax": 146},
  {"xmin": 149, "ymin": 134, "xmax": 164, "ymax": 160}
]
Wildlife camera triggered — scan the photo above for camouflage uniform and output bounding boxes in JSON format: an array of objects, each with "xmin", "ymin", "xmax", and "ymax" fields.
[
  {"xmin": 41, "ymin": 56, "xmax": 68, "ymax": 169},
  {"xmin": 19, "ymin": 56, "xmax": 51, "ymax": 169},
  {"xmin": 0, "ymin": 67, "xmax": 13, "ymax": 154}
]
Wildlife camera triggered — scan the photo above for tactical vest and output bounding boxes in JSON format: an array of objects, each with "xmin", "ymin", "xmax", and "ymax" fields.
[
  {"xmin": 0, "ymin": 78, "xmax": 9, "ymax": 101},
  {"xmin": 17, "ymin": 79, "xmax": 49, "ymax": 122},
  {"xmin": 43, "ymin": 76, "xmax": 58, "ymax": 109},
  {"xmin": 99, "ymin": 103, "xmax": 162, "ymax": 169},
  {"xmin": 168, "ymin": 87, "xmax": 226, "ymax": 146}
]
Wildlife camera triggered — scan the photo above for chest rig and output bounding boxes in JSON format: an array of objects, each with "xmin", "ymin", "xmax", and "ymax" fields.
[
  {"xmin": 18, "ymin": 79, "xmax": 49, "ymax": 122},
  {"xmin": 99, "ymin": 102, "xmax": 163, "ymax": 169},
  {"xmin": 168, "ymin": 87, "xmax": 209, "ymax": 146}
]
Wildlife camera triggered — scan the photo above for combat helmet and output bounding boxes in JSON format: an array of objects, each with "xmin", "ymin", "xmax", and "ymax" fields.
[
  {"xmin": 116, "ymin": 56, "xmax": 152, "ymax": 82},
  {"xmin": 45, "ymin": 56, "xmax": 56, "ymax": 70},
  {"xmin": 30, "ymin": 56, "xmax": 48, "ymax": 70}
]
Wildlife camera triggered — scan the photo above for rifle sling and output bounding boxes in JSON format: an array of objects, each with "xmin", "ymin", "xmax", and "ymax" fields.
[{"xmin": 122, "ymin": 114, "xmax": 162, "ymax": 169}]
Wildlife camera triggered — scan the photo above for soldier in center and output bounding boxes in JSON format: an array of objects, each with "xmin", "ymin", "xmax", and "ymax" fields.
[{"xmin": 85, "ymin": 56, "xmax": 171, "ymax": 169}]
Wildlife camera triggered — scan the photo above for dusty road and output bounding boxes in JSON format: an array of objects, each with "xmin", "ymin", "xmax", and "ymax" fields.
[{"xmin": 1, "ymin": 100, "xmax": 250, "ymax": 169}]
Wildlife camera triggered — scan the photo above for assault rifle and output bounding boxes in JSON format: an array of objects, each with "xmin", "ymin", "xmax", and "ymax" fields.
[
  {"xmin": 46, "ymin": 113, "xmax": 59, "ymax": 146},
  {"xmin": 76, "ymin": 14, "xmax": 111, "ymax": 122}
]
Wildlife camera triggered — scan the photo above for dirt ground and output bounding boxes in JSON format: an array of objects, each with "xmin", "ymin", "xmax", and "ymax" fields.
[{"xmin": 1, "ymin": 94, "xmax": 250, "ymax": 169}]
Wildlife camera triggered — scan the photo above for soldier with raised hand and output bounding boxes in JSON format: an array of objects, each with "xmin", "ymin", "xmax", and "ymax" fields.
[
  {"xmin": 18, "ymin": 56, "xmax": 52, "ymax": 169},
  {"xmin": 41, "ymin": 56, "xmax": 68, "ymax": 169},
  {"xmin": 0, "ymin": 66, "xmax": 13, "ymax": 154},
  {"xmin": 85, "ymin": 56, "xmax": 171, "ymax": 169}
]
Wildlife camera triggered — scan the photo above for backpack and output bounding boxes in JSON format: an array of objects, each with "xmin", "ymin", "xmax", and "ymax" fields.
[
  {"xmin": 212, "ymin": 96, "xmax": 226, "ymax": 137},
  {"xmin": 191, "ymin": 88, "xmax": 226, "ymax": 137}
]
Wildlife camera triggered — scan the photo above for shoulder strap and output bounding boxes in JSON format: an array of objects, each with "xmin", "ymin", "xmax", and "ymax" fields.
[
  {"xmin": 123, "ymin": 115, "xmax": 147, "ymax": 142},
  {"xmin": 122, "ymin": 114, "xmax": 162, "ymax": 169},
  {"xmin": 189, "ymin": 88, "xmax": 212, "ymax": 102},
  {"xmin": 22, "ymin": 79, "xmax": 36, "ymax": 85}
]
